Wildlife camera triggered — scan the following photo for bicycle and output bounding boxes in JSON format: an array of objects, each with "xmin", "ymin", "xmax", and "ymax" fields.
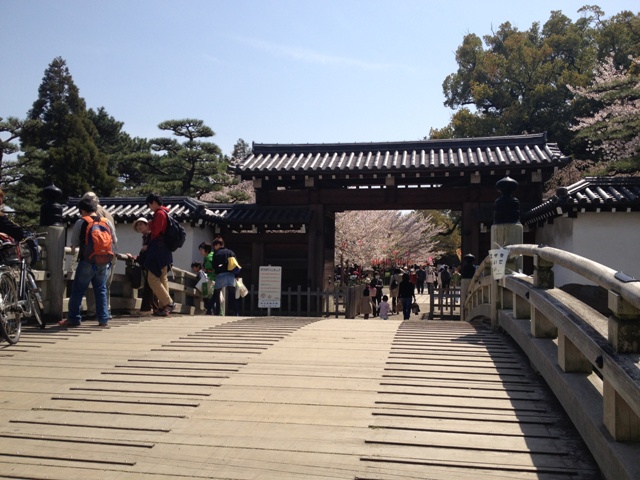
[{"xmin": 0, "ymin": 235, "xmax": 45, "ymax": 344}]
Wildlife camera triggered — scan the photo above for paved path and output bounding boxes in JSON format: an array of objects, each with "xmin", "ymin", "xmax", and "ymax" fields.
[{"xmin": 0, "ymin": 315, "xmax": 600, "ymax": 479}]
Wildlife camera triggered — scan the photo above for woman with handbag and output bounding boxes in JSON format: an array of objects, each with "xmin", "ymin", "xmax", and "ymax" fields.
[
  {"xmin": 398, "ymin": 273, "xmax": 416, "ymax": 321},
  {"xmin": 127, "ymin": 217, "xmax": 160, "ymax": 315},
  {"xmin": 211, "ymin": 236, "xmax": 241, "ymax": 316}
]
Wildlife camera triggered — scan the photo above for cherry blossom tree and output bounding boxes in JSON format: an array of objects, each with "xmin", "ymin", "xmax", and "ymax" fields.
[
  {"xmin": 569, "ymin": 54, "xmax": 640, "ymax": 168},
  {"xmin": 335, "ymin": 210, "xmax": 445, "ymax": 268}
]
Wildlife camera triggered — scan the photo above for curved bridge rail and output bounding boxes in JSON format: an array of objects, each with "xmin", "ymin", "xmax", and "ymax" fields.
[{"xmin": 463, "ymin": 244, "xmax": 640, "ymax": 480}]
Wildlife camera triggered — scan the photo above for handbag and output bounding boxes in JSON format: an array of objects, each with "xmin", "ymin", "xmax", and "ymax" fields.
[
  {"xmin": 201, "ymin": 278, "xmax": 215, "ymax": 299},
  {"xmin": 235, "ymin": 278, "xmax": 249, "ymax": 298},
  {"xmin": 411, "ymin": 302, "xmax": 420, "ymax": 315},
  {"xmin": 126, "ymin": 264, "xmax": 143, "ymax": 289}
]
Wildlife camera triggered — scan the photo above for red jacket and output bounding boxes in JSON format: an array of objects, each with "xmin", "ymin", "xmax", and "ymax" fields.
[{"xmin": 149, "ymin": 206, "xmax": 169, "ymax": 240}]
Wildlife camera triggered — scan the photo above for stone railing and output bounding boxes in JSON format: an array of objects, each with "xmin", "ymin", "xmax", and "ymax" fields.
[
  {"xmin": 34, "ymin": 226, "xmax": 344, "ymax": 319},
  {"xmin": 33, "ymin": 225, "xmax": 204, "ymax": 320},
  {"xmin": 463, "ymin": 244, "xmax": 640, "ymax": 480}
]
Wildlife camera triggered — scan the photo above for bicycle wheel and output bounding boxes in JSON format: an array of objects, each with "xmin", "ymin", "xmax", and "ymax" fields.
[
  {"xmin": 0, "ymin": 270, "xmax": 21, "ymax": 344},
  {"xmin": 27, "ymin": 271, "xmax": 45, "ymax": 329}
]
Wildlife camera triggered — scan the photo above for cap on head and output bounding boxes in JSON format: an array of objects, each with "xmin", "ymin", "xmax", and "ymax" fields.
[{"xmin": 133, "ymin": 217, "xmax": 148, "ymax": 230}]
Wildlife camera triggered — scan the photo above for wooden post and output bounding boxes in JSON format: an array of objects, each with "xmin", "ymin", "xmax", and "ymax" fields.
[
  {"xmin": 533, "ymin": 254, "xmax": 554, "ymax": 289},
  {"xmin": 531, "ymin": 307, "xmax": 558, "ymax": 338},
  {"xmin": 608, "ymin": 290, "xmax": 640, "ymax": 353},
  {"xmin": 41, "ymin": 225, "xmax": 66, "ymax": 322},
  {"xmin": 513, "ymin": 293, "xmax": 530, "ymax": 319},
  {"xmin": 603, "ymin": 379, "xmax": 640, "ymax": 441},
  {"xmin": 558, "ymin": 331, "xmax": 591, "ymax": 372}
]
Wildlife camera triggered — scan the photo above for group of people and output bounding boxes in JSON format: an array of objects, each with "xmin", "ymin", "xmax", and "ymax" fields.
[
  {"xmin": 55, "ymin": 192, "xmax": 241, "ymax": 328},
  {"xmin": 360, "ymin": 271, "xmax": 417, "ymax": 321},
  {"xmin": 127, "ymin": 197, "xmax": 242, "ymax": 319},
  {"xmin": 359, "ymin": 264, "xmax": 459, "ymax": 321}
]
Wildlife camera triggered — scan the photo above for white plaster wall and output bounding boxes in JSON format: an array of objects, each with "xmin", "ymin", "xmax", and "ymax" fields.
[{"xmin": 534, "ymin": 212, "xmax": 640, "ymax": 286}]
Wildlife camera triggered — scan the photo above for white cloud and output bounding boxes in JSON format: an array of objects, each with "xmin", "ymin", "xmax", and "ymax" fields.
[{"xmin": 235, "ymin": 35, "xmax": 409, "ymax": 71}]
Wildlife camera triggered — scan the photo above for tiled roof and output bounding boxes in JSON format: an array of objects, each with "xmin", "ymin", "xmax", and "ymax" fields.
[
  {"xmin": 63, "ymin": 197, "xmax": 313, "ymax": 229},
  {"xmin": 523, "ymin": 177, "xmax": 640, "ymax": 226},
  {"xmin": 236, "ymin": 133, "xmax": 569, "ymax": 178},
  {"xmin": 63, "ymin": 197, "xmax": 206, "ymax": 224},
  {"xmin": 198, "ymin": 204, "xmax": 313, "ymax": 229}
]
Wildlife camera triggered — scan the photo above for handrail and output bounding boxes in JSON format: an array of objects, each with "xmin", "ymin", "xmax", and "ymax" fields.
[
  {"xmin": 507, "ymin": 244, "xmax": 640, "ymax": 310},
  {"xmin": 462, "ymin": 243, "xmax": 640, "ymax": 480}
]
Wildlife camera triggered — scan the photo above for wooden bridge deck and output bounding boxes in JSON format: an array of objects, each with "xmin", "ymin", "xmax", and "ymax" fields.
[{"xmin": 0, "ymin": 315, "xmax": 601, "ymax": 479}]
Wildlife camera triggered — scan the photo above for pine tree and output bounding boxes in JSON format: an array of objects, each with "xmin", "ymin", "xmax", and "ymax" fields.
[
  {"xmin": 204, "ymin": 138, "xmax": 254, "ymax": 203},
  {"xmin": 130, "ymin": 119, "xmax": 234, "ymax": 198},
  {"xmin": 19, "ymin": 57, "xmax": 115, "ymax": 208}
]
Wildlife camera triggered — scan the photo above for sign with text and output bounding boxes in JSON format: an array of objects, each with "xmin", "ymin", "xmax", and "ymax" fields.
[{"xmin": 258, "ymin": 266, "xmax": 282, "ymax": 309}]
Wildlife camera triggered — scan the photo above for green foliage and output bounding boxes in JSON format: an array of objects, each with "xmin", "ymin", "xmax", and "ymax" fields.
[
  {"xmin": 230, "ymin": 138, "xmax": 252, "ymax": 163},
  {"xmin": 419, "ymin": 210, "xmax": 461, "ymax": 260},
  {"xmin": 435, "ymin": 6, "xmax": 640, "ymax": 155},
  {"xmin": 19, "ymin": 57, "xmax": 115, "ymax": 212},
  {"xmin": 0, "ymin": 117, "xmax": 23, "ymax": 187},
  {"xmin": 125, "ymin": 119, "xmax": 230, "ymax": 198},
  {"xmin": 204, "ymin": 138, "xmax": 253, "ymax": 203}
]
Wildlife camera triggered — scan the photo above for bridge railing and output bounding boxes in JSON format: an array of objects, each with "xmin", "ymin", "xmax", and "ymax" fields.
[
  {"xmin": 35, "ymin": 243, "xmax": 346, "ymax": 319},
  {"xmin": 463, "ymin": 244, "xmax": 640, "ymax": 480},
  {"xmin": 34, "ymin": 248, "xmax": 206, "ymax": 317}
]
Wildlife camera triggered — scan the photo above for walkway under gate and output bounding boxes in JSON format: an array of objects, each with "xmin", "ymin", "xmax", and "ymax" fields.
[{"xmin": 0, "ymin": 315, "xmax": 601, "ymax": 479}]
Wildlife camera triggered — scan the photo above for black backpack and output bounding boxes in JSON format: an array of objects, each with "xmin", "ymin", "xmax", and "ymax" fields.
[{"xmin": 164, "ymin": 214, "xmax": 186, "ymax": 252}]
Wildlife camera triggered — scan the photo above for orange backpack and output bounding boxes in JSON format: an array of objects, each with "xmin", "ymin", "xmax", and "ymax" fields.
[{"xmin": 82, "ymin": 215, "xmax": 114, "ymax": 265}]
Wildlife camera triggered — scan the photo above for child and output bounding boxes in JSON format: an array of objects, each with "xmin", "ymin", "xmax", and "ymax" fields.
[
  {"xmin": 379, "ymin": 295, "xmax": 391, "ymax": 320},
  {"xmin": 191, "ymin": 261, "xmax": 207, "ymax": 282},
  {"xmin": 198, "ymin": 242, "xmax": 218, "ymax": 315},
  {"xmin": 191, "ymin": 261, "xmax": 210, "ymax": 307},
  {"xmin": 361, "ymin": 284, "xmax": 373, "ymax": 319}
]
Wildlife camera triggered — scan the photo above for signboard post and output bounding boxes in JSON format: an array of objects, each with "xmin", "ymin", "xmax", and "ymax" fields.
[{"xmin": 258, "ymin": 266, "xmax": 282, "ymax": 315}]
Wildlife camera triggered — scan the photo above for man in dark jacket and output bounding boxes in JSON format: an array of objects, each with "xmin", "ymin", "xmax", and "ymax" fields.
[
  {"xmin": 398, "ymin": 273, "xmax": 416, "ymax": 320},
  {"xmin": 145, "ymin": 193, "xmax": 175, "ymax": 317}
]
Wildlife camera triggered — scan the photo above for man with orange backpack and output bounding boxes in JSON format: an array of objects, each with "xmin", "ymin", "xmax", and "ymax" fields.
[{"xmin": 58, "ymin": 198, "xmax": 115, "ymax": 328}]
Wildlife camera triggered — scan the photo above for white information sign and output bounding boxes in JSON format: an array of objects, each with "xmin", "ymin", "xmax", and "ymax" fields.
[{"xmin": 258, "ymin": 266, "xmax": 282, "ymax": 309}]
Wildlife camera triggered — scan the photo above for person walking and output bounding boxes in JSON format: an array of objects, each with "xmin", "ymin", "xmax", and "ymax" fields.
[
  {"xmin": 426, "ymin": 266, "xmax": 436, "ymax": 296},
  {"xmin": 58, "ymin": 198, "xmax": 113, "ymax": 327},
  {"xmin": 145, "ymin": 194, "xmax": 175, "ymax": 317},
  {"xmin": 389, "ymin": 268, "xmax": 401, "ymax": 314},
  {"xmin": 416, "ymin": 265, "xmax": 426, "ymax": 294},
  {"xmin": 398, "ymin": 273, "xmax": 416, "ymax": 321},
  {"xmin": 371, "ymin": 272, "xmax": 383, "ymax": 316}
]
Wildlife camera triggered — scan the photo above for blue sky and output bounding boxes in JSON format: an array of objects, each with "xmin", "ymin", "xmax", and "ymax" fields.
[{"xmin": 1, "ymin": 0, "xmax": 638, "ymax": 156}]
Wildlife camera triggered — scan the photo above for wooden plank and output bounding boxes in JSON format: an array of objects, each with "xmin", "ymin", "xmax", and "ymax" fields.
[{"xmin": 0, "ymin": 317, "xmax": 602, "ymax": 479}]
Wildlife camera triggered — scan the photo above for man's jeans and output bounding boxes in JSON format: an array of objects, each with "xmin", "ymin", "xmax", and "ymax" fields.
[
  {"xmin": 68, "ymin": 260, "xmax": 110, "ymax": 325},
  {"xmin": 401, "ymin": 297, "xmax": 413, "ymax": 320}
]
